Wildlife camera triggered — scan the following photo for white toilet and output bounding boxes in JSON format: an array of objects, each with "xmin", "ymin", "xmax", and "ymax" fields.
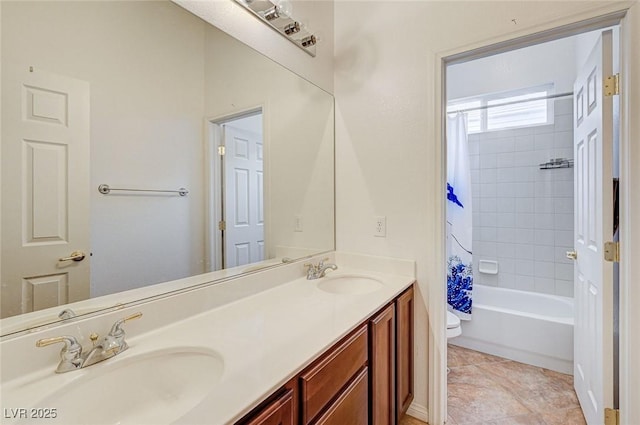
[{"xmin": 446, "ymin": 310, "xmax": 462, "ymax": 339}]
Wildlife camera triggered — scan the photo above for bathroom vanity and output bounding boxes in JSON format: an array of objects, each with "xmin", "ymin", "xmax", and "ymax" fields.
[
  {"xmin": 237, "ymin": 286, "xmax": 414, "ymax": 425},
  {"xmin": 0, "ymin": 253, "xmax": 415, "ymax": 425}
]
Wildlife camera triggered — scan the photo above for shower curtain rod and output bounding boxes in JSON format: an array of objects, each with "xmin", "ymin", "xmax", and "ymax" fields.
[{"xmin": 449, "ymin": 91, "xmax": 574, "ymax": 114}]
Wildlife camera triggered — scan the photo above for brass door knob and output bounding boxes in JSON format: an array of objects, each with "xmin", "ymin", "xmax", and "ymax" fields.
[
  {"xmin": 59, "ymin": 250, "xmax": 86, "ymax": 262},
  {"xmin": 566, "ymin": 250, "xmax": 578, "ymax": 260}
]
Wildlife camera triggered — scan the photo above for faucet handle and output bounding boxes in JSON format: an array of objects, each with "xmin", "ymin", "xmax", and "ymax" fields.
[
  {"xmin": 108, "ymin": 312, "xmax": 142, "ymax": 337},
  {"xmin": 304, "ymin": 262, "xmax": 318, "ymax": 279},
  {"xmin": 36, "ymin": 336, "xmax": 83, "ymax": 372},
  {"xmin": 318, "ymin": 257, "xmax": 331, "ymax": 266},
  {"xmin": 36, "ymin": 335, "xmax": 81, "ymax": 350},
  {"xmin": 102, "ymin": 312, "xmax": 142, "ymax": 355}
]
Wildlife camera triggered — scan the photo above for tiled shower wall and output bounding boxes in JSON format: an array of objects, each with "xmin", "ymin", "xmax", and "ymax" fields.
[{"xmin": 469, "ymin": 97, "xmax": 574, "ymax": 297}]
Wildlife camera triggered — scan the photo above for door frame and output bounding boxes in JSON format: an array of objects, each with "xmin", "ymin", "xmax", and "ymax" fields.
[
  {"xmin": 205, "ymin": 106, "xmax": 265, "ymax": 272},
  {"xmin": 434, "ymin": 6, "xmax": 639, "ymax": 425}
]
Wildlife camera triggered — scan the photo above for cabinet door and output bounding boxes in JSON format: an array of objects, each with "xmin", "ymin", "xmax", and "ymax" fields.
[
  {"xmin": 314, "ymin": 368, "xmax": 368, "ymax": 425},
  {"xmin": 396, "ymin": 285, "xmax": 414, "ymax": 421},
  {"xmin": 370, "ymin": 304, "xmax": 395, "ymax": 425},
  {"xmin": 245, "ymin": 389, "xmax": 294, "ymax": 425}
]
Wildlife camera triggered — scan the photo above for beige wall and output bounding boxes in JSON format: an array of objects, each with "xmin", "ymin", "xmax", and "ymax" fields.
[{"xmin": 333, "ymin": 1, "xmax": 637, "ymax": 422}]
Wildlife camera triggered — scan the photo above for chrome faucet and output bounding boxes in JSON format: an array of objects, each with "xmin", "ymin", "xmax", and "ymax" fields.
[
  {"xmin": 304, "ymin": 258, "xmax": 338, "ymax": 280},
  {"xmin": 36, "ymin": 312, "xmax": 142, "ymax": 373}
]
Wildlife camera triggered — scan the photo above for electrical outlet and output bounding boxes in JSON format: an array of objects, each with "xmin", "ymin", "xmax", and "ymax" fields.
[
  {"xmin": 294, "ymin": 215, "xmax": 303, "ymax": 232},
  {"xmin": 374, "ymin": 216, "xmax": 386, "ymax": 237}
]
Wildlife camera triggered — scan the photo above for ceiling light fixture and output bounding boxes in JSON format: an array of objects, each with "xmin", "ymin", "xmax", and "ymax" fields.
[
  {"xmin": 284, "ymin": 22, "xmax": 301, "ymax": 35},
  {"xmin": 234, "ymin": 0, "xmax": 317, "ymax": 57},
  {"xmin": 301, "ymin": 35, "xmax": 316, "ymax": 47},
  {"xmin": 263, "ymin": 5, "xmax": 283, "ymax": 20}
]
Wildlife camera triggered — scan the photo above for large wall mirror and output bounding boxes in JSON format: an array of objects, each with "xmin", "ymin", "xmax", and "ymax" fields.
[{"xmin": 0, "ymin": 0, "xmax": 334, "ymax": 336}]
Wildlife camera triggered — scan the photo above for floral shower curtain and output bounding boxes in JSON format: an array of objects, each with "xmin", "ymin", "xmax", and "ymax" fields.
[{"xmin": 446, "ymin": 113, "xmax": 473, "ymax": 319}]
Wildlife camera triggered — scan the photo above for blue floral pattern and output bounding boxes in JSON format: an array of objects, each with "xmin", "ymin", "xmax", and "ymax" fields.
[
  {"xmin": 447, "ymin": 255, "xmax": 473, "ymax": 315},
  {"xmin": 447, "ymin": 183, "xmax": 464, "ymax": 208}
]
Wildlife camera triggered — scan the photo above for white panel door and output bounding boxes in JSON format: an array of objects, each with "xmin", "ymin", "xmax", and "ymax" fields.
[
  {"xmin": 1, "ymin": 66, "xmax": 90, "ymax": 318},
  {"xmin": 573, "ymin": 30, "xmax": 614, "ymax": 425},
  {"xmin": 223, "ymin": 124, "xmax": 264, "ymax": 268}
]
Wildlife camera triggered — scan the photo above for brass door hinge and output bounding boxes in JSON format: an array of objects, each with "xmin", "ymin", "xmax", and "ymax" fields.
[
  {"xmin": 218, "ymin": 146, "xmax": 226, "ymax": 156},
  {"xmin": 604, "ymin": 241, "xmax": 620, "ymax": 262},
  {"xmin": 604, "ymin": 73, "xmax": 620, "ymax": 96},
  {"xmin": 605, "ymin": 408, "xmax": 619, "ymax": 425},
  {"xmin": 218, "ymin": 220, "xmax": 226, "ymax": 231}
]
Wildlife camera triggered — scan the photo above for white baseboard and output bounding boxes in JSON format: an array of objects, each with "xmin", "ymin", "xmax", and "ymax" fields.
[{"xmin": 406, "ymin": 401, "xmax": 429, "ymax": 422}]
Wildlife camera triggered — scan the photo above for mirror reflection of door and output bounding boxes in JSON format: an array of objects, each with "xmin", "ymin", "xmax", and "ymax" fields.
[
  {"xmin": 1, "ymin": 66, "xmax": 91, "ymax": 318},
  {"xmin": 217, "ymin": 113, "xmax": 264, "ymax": 269}
]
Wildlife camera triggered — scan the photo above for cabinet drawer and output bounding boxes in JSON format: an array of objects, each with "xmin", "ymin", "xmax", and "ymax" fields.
[
  {"xmin": 313, "ymin": 367, "xmax": 368, "ymax": 425},
  {"xmin": 300, "ymin": 324, "xmax": 368, "ymax": 424}
]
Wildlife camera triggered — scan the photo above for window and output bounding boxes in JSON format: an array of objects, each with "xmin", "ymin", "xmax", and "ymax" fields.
[
  {"xmin": 447, "ymin": 84, "xmax": 554, "ymax": 133},
  {"xmin": 447, "ymin": 100, "xmax": 483, "ymax": 133}
]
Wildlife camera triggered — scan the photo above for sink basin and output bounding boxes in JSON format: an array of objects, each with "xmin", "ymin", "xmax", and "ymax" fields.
[
  {"xmin": 32, "ymin": 347, "xmax": 224, "ymax": 425},
  {"xmin": 317, "ymin": 274, "xmax": 384, "ymax": 295}
]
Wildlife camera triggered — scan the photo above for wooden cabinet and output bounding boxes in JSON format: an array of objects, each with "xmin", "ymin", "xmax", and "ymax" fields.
[
  {"xmin": 396, "ymin": 286, "xmax": 414, "ymax": 421},
  {"xmin": 300, "ymin": 324, "xmax": 368, "ymax": 424},
  {"xmin": 235, "ymin": 284, "xmax": 414, "ymax": 425},
  {"xmin": 370, "ymin": 304, "xmax": 395, "ymax": 425},
  {"xmin": 244, "ymin": 389, "xmax": 295, "ymax": 425},
  {"xmin": 370, "ymin": 287, "xmax": 415, "ymax": 425}
]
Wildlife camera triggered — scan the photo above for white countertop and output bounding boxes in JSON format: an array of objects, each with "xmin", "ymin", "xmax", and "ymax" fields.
[{"xmin": 1, "ymin": 260, "xmax": 414, "ymax": 425}]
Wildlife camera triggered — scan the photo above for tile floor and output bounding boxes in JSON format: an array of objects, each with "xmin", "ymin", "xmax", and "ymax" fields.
[{"xmin": 447, "ymin": 344, "xmax": 586, "ymax": 425}]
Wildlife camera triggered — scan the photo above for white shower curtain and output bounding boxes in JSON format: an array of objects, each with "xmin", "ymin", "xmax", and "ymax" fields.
[{"xmin": 446, "ymin": 113, "xmax": 473, "ymax": 319}]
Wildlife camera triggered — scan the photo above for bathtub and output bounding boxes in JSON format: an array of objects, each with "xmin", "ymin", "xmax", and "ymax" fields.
[{"xmin": 450, "ymin": 284, "xmax": 574, "ymax": 374}]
